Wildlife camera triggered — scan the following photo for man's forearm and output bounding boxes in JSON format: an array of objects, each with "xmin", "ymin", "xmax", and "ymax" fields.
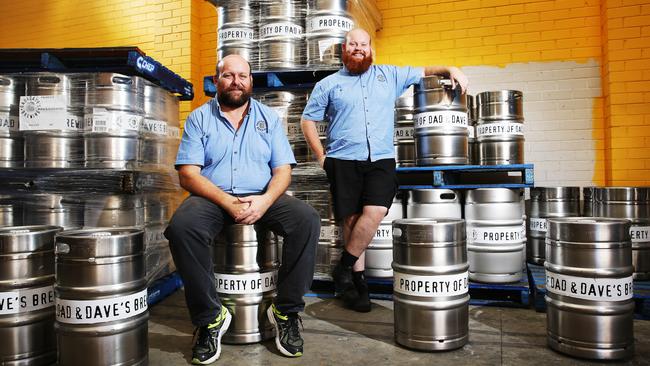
[
  {"xmin": 301, "ymin": 118, "xmax": 326, "ymax": 160},
  {"xmin": 423, "ymin": 65, "xmax": 451, "ymax": 77},
  {"xmin": 179, "ymin": 172, "xmax": 235, "ymax": 207},
  {"xmin": 263, "ymin": 165, "xmax": 291, "ymax": 203}
]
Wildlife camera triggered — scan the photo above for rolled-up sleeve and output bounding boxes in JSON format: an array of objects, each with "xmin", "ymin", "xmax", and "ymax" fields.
[
  {"xmin": 302, "ymin": 82, "xmax": 329, "ymax": 122},
  {"xmin": 269, "ymin": 113, "xmax": 297, "ymax": 168},
  {"xmin": 394, "ymin": 66, "xmax": 424, "ymax": 96},
  {"xmin": 175, "ymin": 112, "xmax": 204, "ymax": 167}
]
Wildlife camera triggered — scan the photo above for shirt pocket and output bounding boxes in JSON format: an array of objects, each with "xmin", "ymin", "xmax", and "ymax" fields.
[
  {"xmin": 203, "ymin": 133, "xmax": 227, "ymax": 167},
  {"xmin": 247, "ymin": 133, "xmax": 272, "ymax": 163}
]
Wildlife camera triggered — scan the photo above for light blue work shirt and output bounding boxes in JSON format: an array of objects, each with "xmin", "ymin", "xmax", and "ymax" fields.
[
  {"xmin": 302, "ymin": 64, "xmax": 423, "ymax": 161},
  {"xmin": 175, "ymin": 98, "xmax": 296, "ymax": 194}
]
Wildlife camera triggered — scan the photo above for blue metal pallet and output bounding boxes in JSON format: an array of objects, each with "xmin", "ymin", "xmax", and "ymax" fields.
[
  {"xmin": 204, "ymin": 69, "xmax": 337, "ymax": 97},
  {"xmin": 147, "ymin": 272, "xmax": 183, "ymax": 306},
  {"xmin": 0, "ymin": 47, "xmax": 194, "ymax": 100},
  {"xmin": 528, "ymin": 263, "xmax": 650, "ymax": 319},
  {"xmin": 397, "ymin": 164, "xmax": 534, "ymax": 189}
]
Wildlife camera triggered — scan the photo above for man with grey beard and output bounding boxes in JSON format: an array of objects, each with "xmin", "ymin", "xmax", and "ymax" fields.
[
  {"xmin": 301, "ymin": 28, "xmax": 469, "ymax": 312},
  {"xmin": 165, "ymin": 55, "xmax": 319, "ymax": 364}
]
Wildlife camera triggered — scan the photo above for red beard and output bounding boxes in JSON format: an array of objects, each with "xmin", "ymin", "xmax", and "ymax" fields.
[{"xmin": 342, "ymin": 51, "xmax": 373, "ymax": 75}]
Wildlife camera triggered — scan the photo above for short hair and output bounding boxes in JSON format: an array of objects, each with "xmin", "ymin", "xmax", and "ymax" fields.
[
  {"xmin": 216, "ymin": 57, "xmax": 252, "ymax": 76},
  {"xmin": 344, "ymin": 28, "xmax": 372, "ymax": 46}
]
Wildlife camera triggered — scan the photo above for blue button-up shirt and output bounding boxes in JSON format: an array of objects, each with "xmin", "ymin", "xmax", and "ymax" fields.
[
  {"xmin": 175, "ymin": 98, "xmax": 296, "ymax": 194},
  {"xmin": 302, "ymin": 65, "xmax": 423, "ymax": 161}
]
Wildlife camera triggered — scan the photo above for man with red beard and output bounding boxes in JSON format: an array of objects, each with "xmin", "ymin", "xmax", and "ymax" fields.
[
  {"xmin": 165, "ymin": 55, "xmax": 319, "ymax": 363},
  {"xmin": 301, "ymin": 28, "xmax": 469, "ymax": 312}
]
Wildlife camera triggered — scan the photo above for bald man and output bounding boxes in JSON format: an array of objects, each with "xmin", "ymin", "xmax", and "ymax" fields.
[
  {"xmin": 165, "ymin": 55, "xmax": 319, "ymax": 364},
  {"xmin": 301, "ymin": 29, "xmax": 469, "ymax": 312}
]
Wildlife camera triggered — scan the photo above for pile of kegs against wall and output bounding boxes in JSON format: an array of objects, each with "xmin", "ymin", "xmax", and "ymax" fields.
[
  {"xmin": 394, "ymin": 82, "xmax": 525, "ymax": 166},
  {"xmin": 210, "ymin": 0, "xmax": 355, "ymax": 71}
]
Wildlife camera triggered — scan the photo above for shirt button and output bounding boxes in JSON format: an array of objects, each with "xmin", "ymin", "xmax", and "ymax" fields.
[
  {"xmin": 234, "ymin": 168, "xmax": 237, "ymax": 171},
  {"xmin": 234, "ymin": 151, "xmax": 238, "ymax": 154}
]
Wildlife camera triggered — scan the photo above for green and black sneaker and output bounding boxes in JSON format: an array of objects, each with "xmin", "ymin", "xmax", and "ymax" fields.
[
  {"xmin": 267, "ymin": 304, "xmax": 304, "ymax": 357},
  {"xmin": 191, "ymin": 306, "xmax": 232, "ymax": 365}
]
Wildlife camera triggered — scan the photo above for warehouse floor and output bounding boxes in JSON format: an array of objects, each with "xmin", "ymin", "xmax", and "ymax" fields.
[{"xmin": 148, "ymin": 290, "xmax": 650, "ymax": 365}]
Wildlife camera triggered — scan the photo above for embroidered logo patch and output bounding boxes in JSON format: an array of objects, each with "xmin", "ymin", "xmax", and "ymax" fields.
[
  {"xmin": 377, "ymin": 74, "xmax": 386, "ymax": 82},
  {"xmin": 255, "ymin": 120, "xmax": 267, "ymax": 133}
]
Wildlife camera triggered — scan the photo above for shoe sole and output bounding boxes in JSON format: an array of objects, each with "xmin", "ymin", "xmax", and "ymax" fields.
[
  {"xmin": 193, "ymin": 310, "xmax": 232, "ymax": 365},
  {"xmin": 266, "ymin": 306, "xmax": 302, "ymax": 358}
]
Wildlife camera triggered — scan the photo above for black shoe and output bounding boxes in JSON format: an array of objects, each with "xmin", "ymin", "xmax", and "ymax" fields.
[
  {"xmin": 267, "ymin": 304, "xmax": 304, "ymax": 357},
  {"xmin": 351, "ymin": 272, "xmax": 371, "ymax": 313},
  {"xmin": 191, "ymin": 306, "xmax": 232, "ymax": 365},
  {"xmin": 332, "ymin": 261, "xmax": 354, "ymax": 296}
]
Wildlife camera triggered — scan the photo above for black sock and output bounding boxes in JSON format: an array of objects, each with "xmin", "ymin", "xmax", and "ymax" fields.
[{"xmin": 340, "ymin": 250, "xmax": 358, "ymax": 267}]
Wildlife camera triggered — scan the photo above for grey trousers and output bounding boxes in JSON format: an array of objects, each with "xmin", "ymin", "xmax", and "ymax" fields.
[{"xmin": 164, "ymin": 194, "xmax": 320, "ymax": 327}]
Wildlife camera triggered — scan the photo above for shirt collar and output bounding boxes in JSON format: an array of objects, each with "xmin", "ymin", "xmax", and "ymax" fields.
[{"xmin": 340, "ymin": 65, "xmax": 372, "ymax": 77}]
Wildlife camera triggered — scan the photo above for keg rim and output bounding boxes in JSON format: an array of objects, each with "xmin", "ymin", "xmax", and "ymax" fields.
[
  {"xmin": 530, "ymin": 187, "xmax": 581, "ymax": 201},
  {"xmin": 393, "ymin": 217, "xmax": 464, "ymax": 225},
  {"xmin": 547, "ymin": 216, "xmax": 632, "ymax": 243},
  {"xmin": 593, "ymin": 186, "xmax": 650, "ymax": 202},
  {"xmin": 57, "ymin": 226, "xmax": 143, "ymax": 239},
  {"xmin": 0, "ymin": 225, "xmax": 62, "ymax": 236},
  {"xmin": 465, "ymin": 188, "xmax": 523, "ymax": 203}
]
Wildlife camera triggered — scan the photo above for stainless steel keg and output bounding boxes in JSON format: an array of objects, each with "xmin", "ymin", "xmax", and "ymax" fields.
[
  {"xmin": 84, "ymin": 73, "xmax": 145, "ymax": 169},
  {"xmin": 545, "ymin": 217, "xmax": 634, "ymax": 360},
  {"xmin": 413, "ymin": 76, "xmax": 468, "ymax": 166},
  {"xmin": 258, "ymin": 1, "xmax": 306, "ymax": 70},
  {"xmin": 23, "ymin": 194, "xmax": 84, "ymax": 230},
  {"xmin": 0, "ymin": 75, "xmax": 25, "ymax": 167},
  {"xmin": 583, "ymin": 186, "xmax": 595, "ymax": 217},
  {"xmin": 476, "ymin": 90, "xmax": 524, "ymax": 165},
  {"xmin": 466, "ymin": 94, "xmax": 478, "ymax": 165},
  {"xmin": 22, "ymin": 73, "xmax": 86, "ymax": 168},
  {"xmin": 465, "ymin": 188, "xmax": 526, "ymax": 283},
  {"xmin": 394, "ymin": 94, "xmax": 415, "ymax": 167},
  {"xmin": 213, "ymin": 224, "xmax": 278, "ymax": 344},
  {"xmin": 0, "ymin": 196, "xmax": 21, "ymax": 227},
  {"xmin": 594, "ymin": 187, "xmax": 650, "ymax": 279},
  {"xmin": 306, "ymin": 0, "xmax": 354, "ymax": 68},
  {"xmin": 0, "ymin": 226, "xmax": 59, "ymax": 366},
  {"xmin": 217, "ymin": 0, "xmax": 259, "ymax": 70},
  {"xmin": 254, "ymin": 89, "xmax": 309, "ymax": 142},
  {"xmin": 366, "ymin": 221, "xmax": 394, "ymax": 278},
  {"xmin": 392, "ymin": 218, "xmax": 469, "ymax": 351},
  {"xmin": 55, "ymin": 228, "xmax": 148, "ymax": 366},
  {"xmin": 141, "ymin": 81, "xmax": 170, "ymax": 169},
  {"xmin": 315, "ymin": 219, "xmax": 343, "ymax": 279},
  {"xmin": 406, "ymin": 189, "xmax": 462, "ymax": 219},
  {"xmin": 527, "ymin": 187, "xmax": 581, "ymax": 265},
  {"xmin": 84, "ymin": 194, "xmax": 145, "ymax": 228}
]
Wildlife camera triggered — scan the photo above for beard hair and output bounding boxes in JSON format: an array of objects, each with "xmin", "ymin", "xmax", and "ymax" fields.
[
  {"xmin": 342, "ymin": 51, "xmax": 373, "ymax": 74},
  {"xmin": 217, "ymin": 87, "xmax": 252, "ymax": 108}
]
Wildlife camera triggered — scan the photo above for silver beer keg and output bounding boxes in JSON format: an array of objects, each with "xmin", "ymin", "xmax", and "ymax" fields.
[
  {"xmin": 316, "ymin": 219, "xmax": 343, "ymax": 279},
  {"xmin": 258, "ymin": 0, "xmax": 306, "ymax": 70},
  {"xmin": 545, "ymin": 217, "xmax": 634, "ymax": 360},
  {"xmin": 413, "ymin": 76, "xmax": 468, "ymax": 166},
  {"xmin": 0, "ymin": 195, "xmax": 21, "ymax": 227},
  {"xmin": 465, "ymin": 188, "xmax": 526, "ymax": 283},
  {"xmin": 254, "ymin": 89, "xmax": 309, "ymax": 143},
  {"xmin": 141, "ymin": 81, "xmax": 171, "ymax": 169},
  {"xmin": 583, "ymin": 186, "xmax": 595, "ymax": 217},
  {"xmin": 0, "ymin": 75, "xmax": 25, "ymax": 167},
  {"xmin": 527, "ymin": 187, "xmax": 581, "ymax": 264},
  {"xmin": 22, "ymin": 73, "xmax": 86, "ymax": 168},
  {"xmin": 0, "ymin": 226, "xmax": 59, "ymax": 366},
  {"xmin": 594, "ymin": 187, "xmax": 650, "ymax": 279},
  {"xmin": 84, "ymin": 194, "xmax": 145, "ymax": 228},
  {"xmin": 84, "ymin": 73, "xmax": 145, "ymax": 169},
  {"xmin": 406, "ymin": 189, "xmax": 462, "ymax": 219},
  {"xmin": 213, "ymin": 224, "xmax": 278, "ymax": 344},
  {"xmin": 23, "ymin": 194, "xmax": 84, "ymax": 230},
  {"xmin": 394, "ymin": 93, "xmax": 415, "ymax": 167},
  {"xmin": 217, "ymin": 0, "xmax": 259, "ymax": 70},
  {"xmin": 476, "ymin": 90, "xmax": 525, "ymax": 165},
  {"xmin": 466, "ymin": 94, "xmax": 478, "ymax": 165},
  {"xmin": 366, "ymin": 195, "xmax": 404, "ymax": 278},
  {"xmin": 392, "ymin": 218, "xmax": 469, "ymax": 351},
  {"xmin": 55, "ymin": 228, "xmax": 148, "ymax": 366},
  {"xmin": 306, "ymin": 0, "xmax": 354, "ymax": 68}
]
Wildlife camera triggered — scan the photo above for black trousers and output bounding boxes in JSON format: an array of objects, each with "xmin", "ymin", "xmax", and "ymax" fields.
[{"xmin": 164, "ymin": 194, "xmax": 320, "ymax": 327}]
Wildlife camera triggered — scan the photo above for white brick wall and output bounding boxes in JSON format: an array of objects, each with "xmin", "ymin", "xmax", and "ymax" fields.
[{"xmin": 461, "ymin": 59, "xmax": 601, "ymax": 188}]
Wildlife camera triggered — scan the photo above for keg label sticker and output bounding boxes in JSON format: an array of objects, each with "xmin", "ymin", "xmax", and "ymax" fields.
[
  {"xmin": 307, "ymin": 15, "xmax": 354, "ymax": 33},
  {"xmin": 317, "ymin": 39, "xmax": 341, "ymax": 60},
  {"xmin": 260, "ymin": 23, "xmax": 304, "ymax": 38},
  {"xmin": 320, "ymin": 225, "xmax": 343, "ymax": 241},
  {"xmin": 141, "ymin": 119, "xmax": 168, "ymax": 136},
  {"xmin": 468, "ymin": 224, "xmax": 526, "ymax": 243},
  {"xmin": 393, "ymin": 271, "xmax": 469, "ymax": 297},
  {"xmin": 85, "ymin": 108, "xmax": 143, "ymax": 133},
  {"xmin": 55, "ymin": 289, "xmax": 148, "ymax": 324},
  {"xmin": 394, "ymin": 126, "xmax": 414, "ymax": 140},
  {"xmin": 529, "ymin": 218, "xmax": 547, "ymax": 232},
  {"xmin": 414, "ymin": 111, "xmax": 468, "ymax": 129},
  {"xmin": 167, "ymin": 126, "xmax": 181, "ymax": 139},
  {"xmin": 0, "ymin": 285, "xmax": 55, "ymax": 315},
  {"xmin": 0, "ymin": 113, "xmax": 19, "ymax": 131},
  {"xmin": 476, "ymin": 122, "xmax": 524, "ymax": 137},
  {"xmin": 631, "ymin": 226, "xmax": 650, "ymax": 243},
  {"xmin": 214, "ymin": 270, "xmax": 278, "ymax": 295},
  {"xmin": 373, "ymin": 225, "xmax": 393, "ymax": 240},
  {"xmin": 218, "ymin": 28, "xmax": 254, "ymax": 41},
  {"xmin": 546, "ymin": 272, "xmax": 633, "ymax": 301},
  {"xmin": 19, "ymin": 96, "xmax": 83, "ymax": 131}
]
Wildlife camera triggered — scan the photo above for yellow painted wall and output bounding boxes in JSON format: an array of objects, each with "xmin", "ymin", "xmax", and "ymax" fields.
[{"xmin": 0, "ymin": 0, "xmax": 648, "ymax": 185}]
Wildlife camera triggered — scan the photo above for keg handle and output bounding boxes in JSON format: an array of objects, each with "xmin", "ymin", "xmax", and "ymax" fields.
[
  {"xmin": 37, "ymin": 76, "xmax": 62, "ymax": 85},
  {"xmin": 56, "ymin": 242, "xmax": 71, "ymax": 254},
  {"xmin": 112, "ymin": 76, "xmax": 133, "ymax": 85}
]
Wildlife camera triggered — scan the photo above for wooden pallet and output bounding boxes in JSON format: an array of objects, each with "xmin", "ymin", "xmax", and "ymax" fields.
[
  {"xmin": 528, "ymin": 263, "xmax": 650, "ymax": 319},
  {"xmin": 397, "ymin": 164, "xmax": 534, "ymax": 189}
]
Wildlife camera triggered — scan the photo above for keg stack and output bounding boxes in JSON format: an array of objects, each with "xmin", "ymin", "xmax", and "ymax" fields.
[
  {"xmin": 0, "ymin": 75, "xmax": 25, "ymax": 167},
  {"xmin": 475, "ymin": 90, "xmax": 525, "ymax": 165},
  {"xmin": 258, "ymin": 1, "xmax": 307, "ymax": 70},
  {"xmin": 394, "ymin": 90, "xmax": 415, "ymax": 167},
  {"xmin": 216, "ymin": 0, "xmax": 259, "ymax": 71},
  {"xmin": 305, "ymin": 0, "xmax": 355, "ymax": 68}
]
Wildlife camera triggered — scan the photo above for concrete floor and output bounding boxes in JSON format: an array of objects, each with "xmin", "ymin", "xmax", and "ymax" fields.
[{"xmin": 149, "ymin": 290, "xmax": 650, "ymax": 366}]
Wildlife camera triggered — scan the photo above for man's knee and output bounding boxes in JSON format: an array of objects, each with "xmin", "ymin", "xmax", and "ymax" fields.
[{"xmin": 363, "ymin": 205, "xmax": 388, "ymax": 221}]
